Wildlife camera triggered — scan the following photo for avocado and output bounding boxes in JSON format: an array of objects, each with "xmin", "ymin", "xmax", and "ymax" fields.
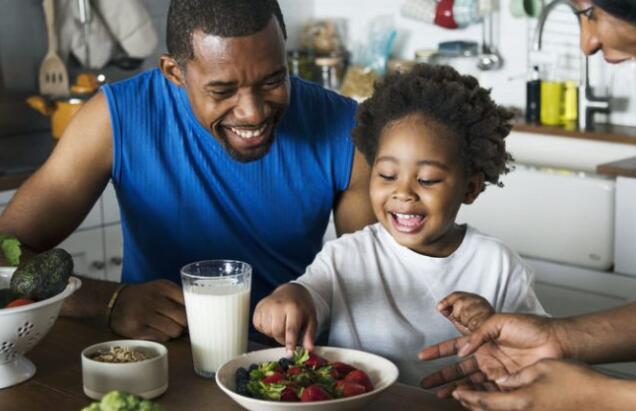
[
  {"xmin": 0, "ymin": 288, "xmax": 17, "ymax": 308},
  {"xmin": 10, "ymin": 248, "xmax": 73, "ymax": 301}
]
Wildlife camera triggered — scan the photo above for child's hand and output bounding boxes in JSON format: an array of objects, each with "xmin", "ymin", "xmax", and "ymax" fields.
[
  {"xmin": 437, "ymin": 292, "xmax": 495, "ymax": 336},
  {"xmin": 253, "ymin": 283, "xmax": 317, "ymax": 354}
]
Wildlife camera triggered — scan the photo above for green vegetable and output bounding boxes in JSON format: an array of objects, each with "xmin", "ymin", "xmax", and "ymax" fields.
[
  {"xmin": 81, "ymin": 391, "xmax": 164, "ymax": 411},
  {"xmin": 10, "ymin": 248, "xmax": 73, "ymax": 301},
  {"xmin": 293, "ymin": 347, "xmax": 310, "ymax": 365},
  {"xmin": 0, "ymin": 288, "xmax": 17, "ymax": 308},
  {"xmin": 247, "ymin": 381, "xmax": 286, "ymax": 400},
  {"xmin": 0, "ymin": 234, "xmax": 21, "ymax": 266}
]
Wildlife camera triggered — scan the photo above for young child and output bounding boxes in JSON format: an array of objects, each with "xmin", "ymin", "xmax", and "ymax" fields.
[{"xmin": 253, "ymin": 64, "xmax": 546, "ymax": 385}]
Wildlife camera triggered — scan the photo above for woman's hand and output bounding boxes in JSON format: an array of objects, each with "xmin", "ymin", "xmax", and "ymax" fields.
[
  {"xmin": 419, "ymin": 313, "xmax": 566, "ymax": 396},
  {"xmin": 453, "ymin": 359, "xmax": 629, "ymax": 411}
]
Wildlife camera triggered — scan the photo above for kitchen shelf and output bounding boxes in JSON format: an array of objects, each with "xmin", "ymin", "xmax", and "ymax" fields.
[{"xmin": 514, "ymin": 123, "xmax": 636, "ymax": 145}]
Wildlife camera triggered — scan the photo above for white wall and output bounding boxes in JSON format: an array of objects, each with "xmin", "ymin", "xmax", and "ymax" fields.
[{"xmin": 279, "ymin": 0, "xmax": 636, "ymax": 127}]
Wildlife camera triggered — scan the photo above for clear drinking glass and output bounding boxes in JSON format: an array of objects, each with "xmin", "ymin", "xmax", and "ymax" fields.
[{"xmin": 181, "ymin": 260, "xmax": 252, "ymax": 378}]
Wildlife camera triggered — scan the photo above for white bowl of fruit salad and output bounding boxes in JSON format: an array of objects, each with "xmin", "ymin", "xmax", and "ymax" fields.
[{"xmin": 216, "ymin": 347, "xmax": 399, "ymax": 411}]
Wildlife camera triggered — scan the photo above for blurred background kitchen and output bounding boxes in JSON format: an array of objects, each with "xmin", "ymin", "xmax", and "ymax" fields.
[{"xmin": 2, "ymin": 0, "xmax": 636, "ymax": 379}]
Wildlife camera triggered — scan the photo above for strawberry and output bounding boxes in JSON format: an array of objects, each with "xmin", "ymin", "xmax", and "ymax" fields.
[
  {"xmin": 335, "ymin": 380, "xmax": 367, "ymax": 398},
  {"xmin": 305, "ymin": 353, "xmax": 328, "ymax": 369},
  {"xmin": 344, "ymin": 370, "xmax": 374, "ymax": 392},
  {"xmin": 300, "ymin": 384, "xmax": 332, "ymax": 402},
  {"xmin": 330, "ymin": 361, "xmax": 356, "ymax": 379},
  {"xmin": 287, "ymin": 366, "xmax": 303, "ymax": 376},
  {"xmin": 280, "ymin": 387, "xmax": 299, "ymax": 402},
  {"xmin": 262, "ymin": 372, "xmax": 284, "ymax": 384},
  {"xmin": 5, "ymin": 298, "xmax": 34, "ymax": 308}
]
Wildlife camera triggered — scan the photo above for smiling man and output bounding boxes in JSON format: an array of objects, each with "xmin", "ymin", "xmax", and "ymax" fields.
[{"xmin": 0, "ymin": 0, "xmax": 374, "ymax": 341}]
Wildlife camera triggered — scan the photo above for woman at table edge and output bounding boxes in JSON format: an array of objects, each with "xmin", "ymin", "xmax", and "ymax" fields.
[{"xmin": 418, "ymin": 1, "xmax": 636, "ymax": 410}]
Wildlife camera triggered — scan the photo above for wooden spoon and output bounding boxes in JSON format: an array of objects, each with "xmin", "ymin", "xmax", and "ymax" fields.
[{"xmin": 39, "ymin": 0, "xmax": 69, "ymax": 97}]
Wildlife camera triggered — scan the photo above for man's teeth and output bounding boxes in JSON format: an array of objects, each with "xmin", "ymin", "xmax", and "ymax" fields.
[{"xmin": 229, "ymin": 124, "xmax": 267, "ymax": 139}]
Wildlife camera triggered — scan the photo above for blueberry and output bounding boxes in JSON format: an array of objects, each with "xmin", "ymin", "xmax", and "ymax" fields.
[
  {"xmin": 235, "ymin": 367, "xmax": 249, "ymax": 383},
  {"xmin": 248, "ymin": 363, "xmax": 258, "ymax": 372},
  {"xmin": 278, "ymin": 357, "xmax": 292, "ymax": 370},
  {"xmin": 237, "ymin": 382, "xmax": 250, "ymax": 397}
]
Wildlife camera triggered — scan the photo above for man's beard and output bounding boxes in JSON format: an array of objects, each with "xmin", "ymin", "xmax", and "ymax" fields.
[{"xmin": 219, "ymin": 131, "xmax": 276, "ymax": 163}]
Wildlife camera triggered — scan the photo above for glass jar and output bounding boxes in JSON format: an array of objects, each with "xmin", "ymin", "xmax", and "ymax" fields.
[
  {"xmin": 315, "ymin": 56, "xmax": 344, "ymax": 91},
  {"xmin": 287, "ymin": 49, "xmax": 316, "ymax": 82}
]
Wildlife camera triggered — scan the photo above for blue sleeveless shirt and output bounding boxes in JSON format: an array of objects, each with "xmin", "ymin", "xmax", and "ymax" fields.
[{"xmin": 102, "ymin": 69, "xmax": 356, "ymax": 306}]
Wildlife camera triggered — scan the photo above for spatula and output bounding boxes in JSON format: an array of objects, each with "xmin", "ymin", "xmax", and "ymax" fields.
[{"xmin": 39, "ymin": 0, "xmax": 69, "ymax": 97}]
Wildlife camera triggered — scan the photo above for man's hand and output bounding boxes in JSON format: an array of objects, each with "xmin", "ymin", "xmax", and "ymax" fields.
[
  {"xmin": 453, "ymin": 359, "xmax": 619, "ymax": 411},
  {"xmin": 110, "ymin": 279, "xmax": 187, "ymax": 342},
  {"xmin": 252, "ymin": 283, "xmax": 317, "ymax": 354},
  {"xmin": 419, "ymin": 314, "xmax": 566, "ymax": 396},
  {"xmin": 437, "ymin": 292, "xmax": 495, "ymax": 336}
]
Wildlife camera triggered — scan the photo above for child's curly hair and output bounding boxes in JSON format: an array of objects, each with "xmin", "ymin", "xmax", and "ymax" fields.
[{"xmin": 352, "ymin": 64, "xmax": 513, "ymax": 187}]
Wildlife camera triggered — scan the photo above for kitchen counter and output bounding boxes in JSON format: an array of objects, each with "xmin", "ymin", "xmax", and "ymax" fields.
[
  {"xmin": 0, "ymin": 317, "xmax": 464, "ymax": 411},
  {"xmin": 0, "ymin": 132, "xmax": 54, "ymax": 191},
  {"xmin": 597, "ymin": 156, "xmax": 636, "ymax": 178},
  {"xmin": 514, "ymin": 122, "xmax": 636, "ymax": 145}
]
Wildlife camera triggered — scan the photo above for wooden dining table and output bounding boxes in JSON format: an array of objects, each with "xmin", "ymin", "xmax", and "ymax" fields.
[{"xmin": 0, "ymin": 317, "xmax": 465, "ymax": 411}]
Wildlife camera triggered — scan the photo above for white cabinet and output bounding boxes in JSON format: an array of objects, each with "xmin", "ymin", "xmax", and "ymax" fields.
[
  {"xmin": 0, "ymin": 182, "xmax": 122, "ymax": 282},
  {"xmin": 529, "ymin": 257, "xmax": 636, "ymax": 378},
  {"xmin": 59, "ymin": 228, "xmax": 106, "ymax": 280},
  {"xmin": 104, "ymin": 224, "xmax": 123, "ymax": 282}
]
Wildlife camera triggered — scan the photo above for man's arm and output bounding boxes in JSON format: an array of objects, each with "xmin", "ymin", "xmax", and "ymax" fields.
[
  {"xmin": 0, "ymin": 92, "xmax": 112, "ymax": 250},
  {"xmin": 0, "ymin": 92, "xmax": 188, "ymax": 341},
  {"xmin": 333, "ymin": 149, "xmax": 375, "ymax": 236}
]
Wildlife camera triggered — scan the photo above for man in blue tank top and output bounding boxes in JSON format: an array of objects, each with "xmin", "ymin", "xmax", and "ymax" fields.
[{"xmin": 0, "ymin": 0, "xmax": 374, "ymax": 341}]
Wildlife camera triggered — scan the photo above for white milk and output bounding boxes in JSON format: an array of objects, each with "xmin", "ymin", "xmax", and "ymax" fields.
[{"xmin": 184, "ymin": 285, "xmax": 250, "ymax": 376}]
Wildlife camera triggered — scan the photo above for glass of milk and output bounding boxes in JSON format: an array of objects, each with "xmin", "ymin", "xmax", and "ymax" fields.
[{"xmin": 181, "ymin": 260, "xmax": 252, "ymax": 378}]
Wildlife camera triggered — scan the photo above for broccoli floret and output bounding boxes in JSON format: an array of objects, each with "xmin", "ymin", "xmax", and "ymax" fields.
[
  {"xmin": 81, "ymin": 391, "xmax": 164, "ymax": 411},
  {"xmin": 0, "ymin": 234, "xmax": 21, "ymax": 266}
]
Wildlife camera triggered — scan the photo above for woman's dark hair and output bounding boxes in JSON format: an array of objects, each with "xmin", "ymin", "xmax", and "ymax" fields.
[
  {"xmin": 352, "ymin": 64, "xmax": 513, "ymax": 187},
  {"xmin": 592, "ymin": 0, "xmax": 636, "ymax": 25},
  {"xmin": 167, "ymin": 0, "xmax": 287, "ymax": 65}
]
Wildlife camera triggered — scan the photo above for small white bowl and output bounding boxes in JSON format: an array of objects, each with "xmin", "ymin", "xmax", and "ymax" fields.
[
  {"xmin": 216, "ymin": 346, "xmax": 399, "ymax": 411},
  {"xmin": 81, "ymin": 340, "xmax": 168, "ymax": 400}
]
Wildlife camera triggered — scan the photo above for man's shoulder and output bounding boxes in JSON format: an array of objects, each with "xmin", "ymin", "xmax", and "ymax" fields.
[
  {"xmin": 289, "ymin": 76, "xmax": 357, "ymax": 116},
  {"xmin": 103, "ymin": 68, "xmax": 166, "ymax": 95}
]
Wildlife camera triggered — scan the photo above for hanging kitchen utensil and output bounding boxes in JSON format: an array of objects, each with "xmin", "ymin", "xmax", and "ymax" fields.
[
  {"xmin": 477, "ymin": 11, "xmax": 503, "ymax": 70},
  {"xmin": 39, "ymin": 0, "xmax": 69, "ymax": 97}
]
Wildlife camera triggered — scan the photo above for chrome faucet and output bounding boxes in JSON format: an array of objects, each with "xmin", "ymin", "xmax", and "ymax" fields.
[{"xmin": 532, "ymin": 0, "xmax": 610, "ymax": 131}]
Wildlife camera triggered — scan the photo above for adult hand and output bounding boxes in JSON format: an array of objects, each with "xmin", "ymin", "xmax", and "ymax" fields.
[
  {"xmin": 109, "ymin": 279, "xmax": 187, "ymax": 342},
  {"xmin": 419, "ymin": 314, "xmax": 566, "ymax": 396},
  {"xmin": 437, "ymin": 291, "xmax": 495, "ymax": 336},
  {"xmin": 452, "ymin": 359, "xmax": 615, "ymax": 411},
  {"xmin": 253, "ymin": 283, "xmax": 317, "ymax": 354}
]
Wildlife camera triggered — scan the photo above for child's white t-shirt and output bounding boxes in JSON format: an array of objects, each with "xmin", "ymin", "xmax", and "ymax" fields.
[{"xmin": 294, "ymin": 223, "xmax": 546, "ymax": 385}]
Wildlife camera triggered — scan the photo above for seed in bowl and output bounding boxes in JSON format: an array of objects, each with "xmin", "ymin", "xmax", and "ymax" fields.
[
  {"xmin": 89, "ymin": 346, "xmax": 156, "ymax": 363},
  {"xmin": 234, "ymin": 348, "xmax": 374, "ymax": 402}
]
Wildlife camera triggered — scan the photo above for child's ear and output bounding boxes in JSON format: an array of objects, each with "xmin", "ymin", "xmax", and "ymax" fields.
[{"xmin": 463, "ymin": 172, "xmax": 485, "ymax": 205}]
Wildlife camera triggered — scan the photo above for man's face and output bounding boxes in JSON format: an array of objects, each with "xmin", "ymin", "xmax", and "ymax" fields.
[
  {"xmin": 573, "ymin": 0, "xmax": 636, "ymax": 63},
  {"xmin": 369, "ymin": 114, "xmax": 482, "ymax": 257},
  {"xmin": 162, "ymin": 17, "xmax": 290, "ymax": 162}
]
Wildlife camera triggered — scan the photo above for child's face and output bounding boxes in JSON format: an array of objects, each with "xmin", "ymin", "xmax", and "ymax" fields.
[{"xmin": 369, "ymin": 114, "xmax": 483, "ymax": 256}]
